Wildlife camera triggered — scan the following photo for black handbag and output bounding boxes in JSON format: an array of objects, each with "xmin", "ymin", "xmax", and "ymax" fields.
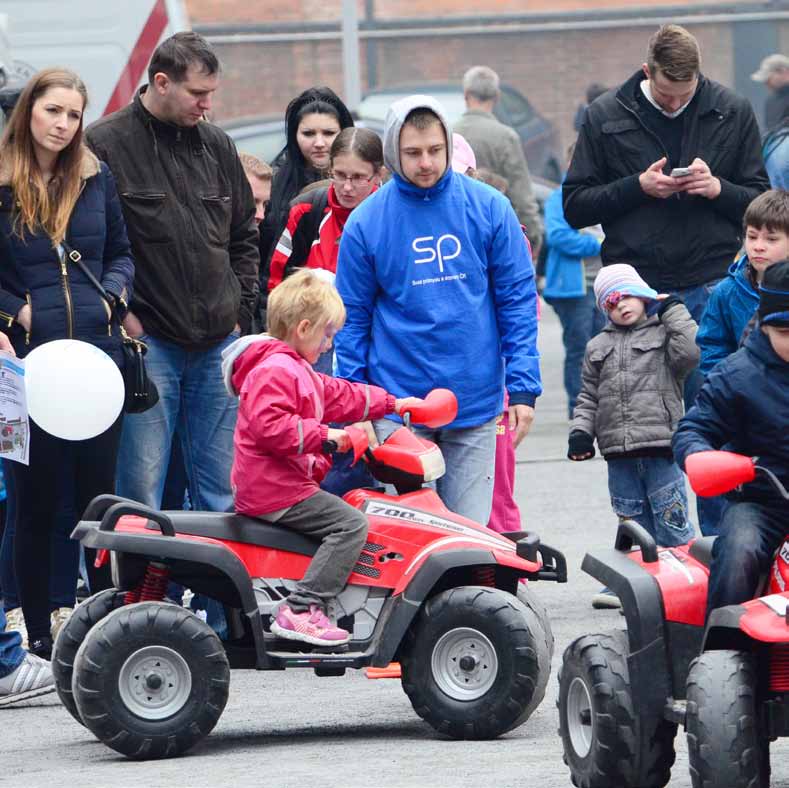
[{"xmin": 63, "ymin": 244, "xmax": 159, "ymax": 413}]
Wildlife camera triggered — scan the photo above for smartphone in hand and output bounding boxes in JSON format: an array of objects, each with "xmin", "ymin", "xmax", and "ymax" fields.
[{"xmin": 670, "ymin": 167, "xmax": 693, "ymax": 177}]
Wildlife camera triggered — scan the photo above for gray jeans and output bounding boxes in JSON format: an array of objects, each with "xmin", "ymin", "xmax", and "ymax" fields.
[{"xmin": 273, "ymin": 490, "xmax": 368, "ymax": 613}]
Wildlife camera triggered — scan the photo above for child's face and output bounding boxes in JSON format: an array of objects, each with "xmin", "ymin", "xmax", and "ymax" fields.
[
  {"xmin": 292, "ymin": 319, "xmax": 337, "ymax": 365},
  {"xmin": 607, "ymin": 296, "xmax": 647, "ymax": 326},
  {"xmin": 745, "ymin": 225, "xmax": 789, "ymax": 277},
  {"xmin": 764, "ymin": 325, "xmax": 789, "ymax": 362}
]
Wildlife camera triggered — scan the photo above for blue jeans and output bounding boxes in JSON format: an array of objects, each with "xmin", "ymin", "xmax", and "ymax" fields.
[
  {"xmin": 373, "ymin": 417, "xmax": 497, "ymax": 525},
  {"xmin": 116, "ymin": 333, "xmax": 238, "ymax": 512},
  {"xmin": 0, "ymin": 607, "xmax": 24, "ymax": 678},
  {"xmin": 546, "ymin": 292, "xmax": 605, "ymax": 418},
  {"xmin": 707, "ymin": 501, "xmax": 788, "ymax": 616},
  {"xmin": 0, "ymin": 463, "xmax": 79, "ymax": 612},
  {"xmin": 607, "ymin": 456, "xmax": 695, "ymax": 547}
]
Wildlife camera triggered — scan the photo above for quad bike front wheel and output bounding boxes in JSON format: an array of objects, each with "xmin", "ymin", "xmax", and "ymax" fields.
[
  {"xmin": 72, "ymin": 601, "xmax": 230, "ymax": 760},
  {"xmin": 400, "ymin": 585, "xmax": 548, "ymax": 739},
  {"xmin": 52, "ymin": 588, "xmax": 127, "ymax": 727},
  {"xmin": 558, "ymin": 630, "xmax": 676, "ymax": 788},
  {"xmin": 686, "ymin": 649, "xmax": 770, "ymax": 788}
]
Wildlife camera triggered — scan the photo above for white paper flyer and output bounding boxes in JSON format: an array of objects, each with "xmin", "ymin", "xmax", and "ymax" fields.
[{"xmin": 0, "ymin": 351, "xmax": 29, "ymax": 465}]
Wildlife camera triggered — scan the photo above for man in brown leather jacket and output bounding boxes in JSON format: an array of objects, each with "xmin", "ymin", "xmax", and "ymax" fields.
[{"xmin": 86, "ymin": 32, "xmax": 259, "ymax": 513}]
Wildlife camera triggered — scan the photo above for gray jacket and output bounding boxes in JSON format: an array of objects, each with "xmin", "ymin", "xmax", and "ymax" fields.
[
  {"xmin": 572, "ymin": 302, "xmax": 699, "ymax": 456},
  {"xmin": 453, "ymin": 109, "xmax": 543, "ymax": 248}
]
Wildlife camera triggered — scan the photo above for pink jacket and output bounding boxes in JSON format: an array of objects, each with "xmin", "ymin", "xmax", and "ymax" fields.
[{"xmin": 229, "ymin": 338, "xmax": 396, "ymax": 515}]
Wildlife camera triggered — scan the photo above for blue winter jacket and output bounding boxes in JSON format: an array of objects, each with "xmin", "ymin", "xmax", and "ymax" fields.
[
  {"xmin": 542, "ymin": 184, "xmax": 601, "ymax": 299},
  {"xmin": 334, "ymin": 96, "xmax": 540, "ymax": 428},
  {"xmin": 696, "ymin": 256, "xmax": 757, "ymax": 377},
  {"xmin": 0, "ymin": 154, "xmax": 134, "ymax": 363},
  {"xmin": 673, "ymin": 328, "xmax": 789, "ymax": 505}
]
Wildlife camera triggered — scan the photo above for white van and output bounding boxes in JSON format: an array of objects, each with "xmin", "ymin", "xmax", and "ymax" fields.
[{"xmin": 2, "ymin": 0, "xmax": 189, "ymax": 124}]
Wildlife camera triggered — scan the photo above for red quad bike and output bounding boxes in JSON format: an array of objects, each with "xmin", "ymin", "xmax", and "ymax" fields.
[
  {"xmin": 557, "ymin": 450, "xmax": 789, "ymax": 788},
  {"xmin": 53, "ymin": 389, "xmax": 566, "ymax": 760}
]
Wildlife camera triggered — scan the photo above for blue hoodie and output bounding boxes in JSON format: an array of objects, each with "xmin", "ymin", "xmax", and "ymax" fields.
[
  {"xmin": 334, "ymin": 94, "xmax": 541, "ymax": 428},
  {"xmin": 696, "ymin": 255, "xmax": 758, "ymax": 377}
]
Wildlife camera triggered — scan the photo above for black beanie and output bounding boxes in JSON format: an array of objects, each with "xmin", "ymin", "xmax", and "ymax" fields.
[{"xmin": 759, "ymin": 260, "xmax": 789, "ymax": 328}]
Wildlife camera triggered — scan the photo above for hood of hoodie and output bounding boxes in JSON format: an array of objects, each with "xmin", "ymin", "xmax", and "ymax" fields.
[
  {"xmin": 728, "ymin": 254, "xmax": 758, "ymax": 296},
  {"xmin": 383, "ymin": 94, "xmax": 454, "ymax": 182},
  {"xmin": 745, "ymin": 323, "xmax": 789, "ymax": 370},
  {"xmin": 222, "ymin": 335, "xmax": 303, "ymax": 396}
]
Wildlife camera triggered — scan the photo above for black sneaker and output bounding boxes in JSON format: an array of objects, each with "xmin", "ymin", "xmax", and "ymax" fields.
[{"xmin": 28, "ymin": 636, "xmax": 53, "ymax": 661}]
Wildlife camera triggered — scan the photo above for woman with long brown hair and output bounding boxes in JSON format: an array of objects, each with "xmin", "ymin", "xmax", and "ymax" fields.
[{"xmin": 0, "ymin": 68, "xmax": 133, "ymax": 659}]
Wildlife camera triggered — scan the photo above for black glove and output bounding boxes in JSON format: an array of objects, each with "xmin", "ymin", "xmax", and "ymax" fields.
[
  {"xmin": 568, "ymin": 430, "xmax": 595, "ymax": 460},
  {"xmin": 657, "ymin": 294, "xmax": 683, "ymax": 318}
]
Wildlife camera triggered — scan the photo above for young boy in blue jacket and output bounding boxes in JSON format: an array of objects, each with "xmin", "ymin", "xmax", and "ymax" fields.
[
  {"xmin": 673, "ymin": 261, "xmax": 789, "ymax": 616},
  {"xmin": 697, "ymin": 190, "xmax": 789, "ymax": 377}
]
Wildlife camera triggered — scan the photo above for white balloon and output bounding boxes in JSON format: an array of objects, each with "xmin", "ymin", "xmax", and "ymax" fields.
[{"xmin": 25, "ymin": 340, "xmax": 124, "ymax": 441}]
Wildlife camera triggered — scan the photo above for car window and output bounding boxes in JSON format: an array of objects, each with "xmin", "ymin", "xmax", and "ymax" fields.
[
  {"xmin": 498, "ymin": 88, "xmax": 535, "ymax": 127},
  {"xmin": 227, "ymin": 127, "xmax": 286, "ymax": 165}
]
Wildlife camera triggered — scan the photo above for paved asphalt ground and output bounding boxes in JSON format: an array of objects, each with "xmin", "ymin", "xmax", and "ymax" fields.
[{"xmin": 2, "ymin": 306, "xmax": 788, "ymax": 788}]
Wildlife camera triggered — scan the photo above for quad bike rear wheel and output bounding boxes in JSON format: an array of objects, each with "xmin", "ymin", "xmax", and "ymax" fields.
[
  {"xmin": 686, "ymin": 649, "xmax": 770, "ymax": 788},
  {"xmin": 558, "ymin": 629, "xmax": 676, "ymax": 788},
  {"xmin": 400, "ymin": 585, "xmax": 547, "ymax": 739},
  {"xmin": 72, "ymin": 601, "xmax": 230, "ymax": 760},
  {"xmin": 52, "ymin": 588, "xmax": 126, "ymax": 726}
]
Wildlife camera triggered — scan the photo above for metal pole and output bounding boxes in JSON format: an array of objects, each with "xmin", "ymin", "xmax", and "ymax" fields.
[{"xmin": 341, "ymin": 0, "xmax": 361, "ymax": 112}]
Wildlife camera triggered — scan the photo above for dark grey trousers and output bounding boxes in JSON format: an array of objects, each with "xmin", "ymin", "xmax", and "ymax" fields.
[{"xmin": 275, "ymin": 490, "xmax": 368, "ymax": 612}]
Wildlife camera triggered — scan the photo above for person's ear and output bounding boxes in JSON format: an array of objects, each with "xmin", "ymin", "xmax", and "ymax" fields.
[
  {"xmin": 152, "ymin": 72, "xmax": 170, "ymax": 95},
  {"xmin": 296, "ymin": 318, "xmax": 312, "ymax": 339},
  {"xmin": 642, "ymin": 63, "xmax": 651, "ymax": 81}
]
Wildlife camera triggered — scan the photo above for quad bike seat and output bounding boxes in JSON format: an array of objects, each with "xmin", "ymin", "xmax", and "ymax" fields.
[
  {"xmin": 688, "ymin": 536, "xmax": 715, "ymax": 568},
  {"xmin": 148, "ymin": 511, "xmax": 319, "ymax": 557}
]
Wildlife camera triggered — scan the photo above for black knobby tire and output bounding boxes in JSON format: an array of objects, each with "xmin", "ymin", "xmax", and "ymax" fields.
[
  {"xmin": 686, "ymin": 649, "xmax": 770, "ymax": 788},
  {"xmin": 558, "ymin": 630, "xmax": 676, "ymax": 788},
  {"xmin": 400, "ymin": 586, "xmax": 546, "ymax": 739},
  {"xmin": 517, "ymin": 581, "xmax": 555, "ymax": 662},
  {"xmin": 72, "ymin": 601, "xmax": 230, "ymax": 760},
  {"xmin": 52, "ymin": 588, "xmax": 126, "ymax": 726}
]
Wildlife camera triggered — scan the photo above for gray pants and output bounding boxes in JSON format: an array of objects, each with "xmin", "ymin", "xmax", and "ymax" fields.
[{"xmin": 276, "ymin": 490, "xmax": 368, "ymax": 612}]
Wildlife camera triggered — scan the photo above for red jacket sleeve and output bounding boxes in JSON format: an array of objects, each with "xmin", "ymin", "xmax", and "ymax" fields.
[
  {"xmin": 267, "ymin": 202, "xmax": 314, "ymax": 293},
  {"xmin": 239, "ymin": 364, "xmax": 328, "ymax": 455},
  {"xmin": 320, "ymin": 375, "xmax": 396, "ymax": 424}
]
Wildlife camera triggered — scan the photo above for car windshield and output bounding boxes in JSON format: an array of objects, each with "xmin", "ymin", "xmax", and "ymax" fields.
[{"xmin": 358, "ymin": 91, "xmax": 467, "ymax": 125}]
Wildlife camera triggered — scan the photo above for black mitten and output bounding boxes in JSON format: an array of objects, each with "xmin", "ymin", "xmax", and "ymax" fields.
[{"xmin": 568, "ymin": 430, "xmax": 595, "ymax": 460}]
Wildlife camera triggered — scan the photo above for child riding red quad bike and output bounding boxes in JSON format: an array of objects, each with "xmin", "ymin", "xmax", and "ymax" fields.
[
  {"xmin": 558, "ymin": 450, "xmax": 789, "ymax": 788},
  {"xmin": 54, "ymin": 390, "xmax": 566, "ymax": 760}
]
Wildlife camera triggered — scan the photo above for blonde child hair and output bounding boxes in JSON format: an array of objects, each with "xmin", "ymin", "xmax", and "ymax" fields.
[{"xmin": 266, "ymin": 269, "xmax": 345, "ymax": 339}]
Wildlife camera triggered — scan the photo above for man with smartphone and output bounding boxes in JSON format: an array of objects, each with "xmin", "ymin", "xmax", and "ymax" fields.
[{"xmin": 564, "ymin": 24, "xmax": 768, "ymax": 406}]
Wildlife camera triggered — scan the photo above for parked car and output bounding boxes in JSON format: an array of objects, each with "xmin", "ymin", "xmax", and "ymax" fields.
[
  {"xmin": 358, "ymin": 83, "xmax": 563, "ymax": 181},
  {"xmin": 219, "ymin": 115, "xmax": 386, "ymax": 165}
]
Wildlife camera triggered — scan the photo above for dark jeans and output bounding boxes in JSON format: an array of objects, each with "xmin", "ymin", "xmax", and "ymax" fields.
[
  {"xmin": 0, "ymin": 464, "xmax": 79, "ymax": 611},
  {"xmin": 546, "ymin": 292, "xmax": 605, "ymax": 418},
  {"xmin": 707, "ymin": 501, "xmax": 789, "ymax": 617},
  {"xmin": 7, "ymin": 417, "xmax": 121, "ymax": 641}
]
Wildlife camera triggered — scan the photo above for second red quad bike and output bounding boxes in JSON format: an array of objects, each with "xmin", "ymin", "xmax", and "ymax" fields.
[
  {"xmin": 557, "ymin": 450, "xmax": 789, "ymax": 788},
  {"xmin": 54, "ymin": 389, "xmax": 566, "ymax": 760}
]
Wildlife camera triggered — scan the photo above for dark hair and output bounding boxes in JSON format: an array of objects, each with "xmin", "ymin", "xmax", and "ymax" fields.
[
  {"xmin": 585, "ymin": 83, "xmax": 608, "ymax": 105},
  {"xmin": 744, "ymin": 189, "xmax": 789, "ymax": 235},
  {"xmin": 147, "ymin": 31, "xmax": 219, "ymax": 84},
  {"xmin": 330, "ymin": 127, "xmax": 383, "ymax": 170},
  {"xmin": 261, "ymin": 87, "xmax": 354, "ymax": 265},
  {"xmin": 647, "ymin": 24, "xmax": 700, "ymax": 82},
  {"xmin": 403, "ymin": 108, "xmax": 442, "ymax": 131}
]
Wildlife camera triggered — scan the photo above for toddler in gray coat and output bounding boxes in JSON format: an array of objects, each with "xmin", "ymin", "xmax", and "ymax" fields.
[{"xmin": 568, "ymin": 264, "xmax": 698, "ymax": 606}]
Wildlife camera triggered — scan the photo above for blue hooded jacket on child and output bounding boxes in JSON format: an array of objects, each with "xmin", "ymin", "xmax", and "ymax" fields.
[{"xmin": 696, "ymin": 255, "xmax": 759, "ymax": 377}]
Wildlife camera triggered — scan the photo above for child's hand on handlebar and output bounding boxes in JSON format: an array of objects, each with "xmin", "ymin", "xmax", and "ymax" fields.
[
  {"xmin": 327, "ymin": 428, "xmax": 351, "ymax": 452},
  {"xmin": 395, "ymin": 397, "xmax": 424, "ymax": 415}
]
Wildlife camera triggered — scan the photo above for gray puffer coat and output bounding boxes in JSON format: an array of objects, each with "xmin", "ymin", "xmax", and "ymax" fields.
[{"xmin": 572, "ymin": 302, "xmax": 699, "ymax": 456}]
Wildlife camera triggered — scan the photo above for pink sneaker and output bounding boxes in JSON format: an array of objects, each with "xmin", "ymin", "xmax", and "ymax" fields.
[{"xmin": 271, "ymin": 604, "xmax": 350, "ymax": 647}]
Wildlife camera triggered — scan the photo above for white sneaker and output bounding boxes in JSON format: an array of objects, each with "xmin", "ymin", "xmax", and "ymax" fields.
[
  {"xmin": 4, "ymin": 607, "xmax": 28, "ymax": 650},
  {"xmin": 0, "ymin": 653, "xmax": 56, "ymax": 706},
  {"xmin": 50, "ymin": 607, "xmax": 73, "ymax": 641}
]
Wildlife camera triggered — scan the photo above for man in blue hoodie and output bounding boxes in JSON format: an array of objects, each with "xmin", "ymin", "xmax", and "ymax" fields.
[{"xmin": 334, "ymin": 95, "xmax": 541, "ymax": 525}]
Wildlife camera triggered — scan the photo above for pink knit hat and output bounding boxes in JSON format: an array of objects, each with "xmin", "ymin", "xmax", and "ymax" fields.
[
  {"xmin": 451, "ymin": 133, "xmax": 477, "ymax": 173},
  {"xmin": 593, "ymin": 264, "xmax": 659, "ymax": 313}
]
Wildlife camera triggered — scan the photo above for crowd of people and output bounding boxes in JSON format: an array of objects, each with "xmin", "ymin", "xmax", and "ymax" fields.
[{"xmin": 0, "ymin": 21, "xmax": 787, "ymax": 704}]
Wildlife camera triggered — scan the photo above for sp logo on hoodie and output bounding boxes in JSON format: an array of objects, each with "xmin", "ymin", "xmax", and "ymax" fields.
[{"xmin": 412, "ymin": 234, "xmax": 462, "ymax": 273}]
